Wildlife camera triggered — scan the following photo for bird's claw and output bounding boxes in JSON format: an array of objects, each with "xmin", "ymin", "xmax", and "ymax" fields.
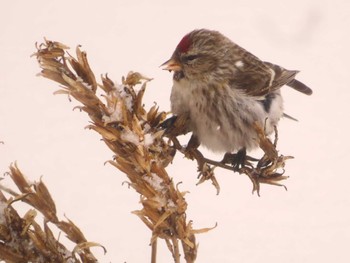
[
  {"xmin": 159, "ymin": 114, "xmax": 191, "ymax": 137},
  {"xmin": 222, "ymin": 149, "xmax": 247, "ymax": 172}
]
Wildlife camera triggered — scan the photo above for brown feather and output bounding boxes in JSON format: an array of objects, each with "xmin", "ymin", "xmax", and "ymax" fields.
[
  {"xmin": 287, "ymin": 79, "xmax": 313, "ymax": 95},
  {"xmin": 230, "ymin": 50, "xmax": 275, "ymax": 96}
]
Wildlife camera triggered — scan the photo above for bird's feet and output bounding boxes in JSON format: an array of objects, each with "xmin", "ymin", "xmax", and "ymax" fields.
[
  {"xmin": 159, "ymin": 114, "xmax": 191, "ymax": 137},
  {"xmin": 159, "ymin": 115, "xmax": 177, "ymax": 132},
  {"xmin": 221, "ymin": 148, "xmax": 247, "ymax": 172}
]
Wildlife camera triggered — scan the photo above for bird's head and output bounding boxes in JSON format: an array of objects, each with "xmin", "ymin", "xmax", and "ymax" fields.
[{"xmin": 161, "ymin": 29, "xmax": 232, "ymax": 81}]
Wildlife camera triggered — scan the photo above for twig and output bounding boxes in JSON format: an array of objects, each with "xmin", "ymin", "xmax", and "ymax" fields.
[
  {"xmin": 172, "ymin": 235, "xmax": 180, "ymax": 263},
  {"xmin": 151, "ymin": 238, "xmax": 157, "ymax": 263}
]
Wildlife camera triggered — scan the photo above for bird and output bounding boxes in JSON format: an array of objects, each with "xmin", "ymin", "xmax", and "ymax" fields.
[{"xmin": 161, "ymin": 29, "xmax": 312, "ymax": 165}]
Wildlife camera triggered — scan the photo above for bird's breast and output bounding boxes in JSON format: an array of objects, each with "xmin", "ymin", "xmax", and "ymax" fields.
[{"xmin": 170, "ymin": 79, "xmax": 283, "ymax": 153}]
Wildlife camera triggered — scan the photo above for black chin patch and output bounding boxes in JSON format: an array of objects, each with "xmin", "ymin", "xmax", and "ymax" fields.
[
  {"xmin": 174, "ymin": 71, "xmax": 185, "ymax": 81},
  {"xmin": 260, "ymin": 93, "xmax": 276, "ymax": 113}
]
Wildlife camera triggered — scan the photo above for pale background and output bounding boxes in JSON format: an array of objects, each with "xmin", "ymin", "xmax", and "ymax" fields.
[{"xmin": 1, "ymin": 0, "xmax": 349, "ymax": 262}]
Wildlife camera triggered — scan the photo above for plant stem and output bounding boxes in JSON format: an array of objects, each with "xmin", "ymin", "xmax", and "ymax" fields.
[
  {"xmin": 172, "ymin": 236, "xmax": 180, "ymax": 263},
  {"xmin": 151, "ymin": 238, "xmax": 157, "ymax": 263}
]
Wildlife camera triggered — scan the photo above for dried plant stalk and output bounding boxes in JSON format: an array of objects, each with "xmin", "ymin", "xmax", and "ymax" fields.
[
  {"xmin": 0, "ymin": 163, "xmax": 105, "ymax": 262},
  {"xmin": 33, "ymin": 39, "xmax": 211, "ymax": 262}
]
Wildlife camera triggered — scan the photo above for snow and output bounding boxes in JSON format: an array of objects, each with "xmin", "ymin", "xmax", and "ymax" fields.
[
  {"xmin": 112, "ymin": 83, "xmax": 134, "ymax": 112},
  {"xmin": 167, "ymin": 199, "xmax": 176, "ymax": 209},
  {"xmin": 143, "ymin": 173, "xmax": 165, "ymax": 193},
  {"xmin": 102, "ymin": 84, "xmax": 136, "ymax": 124},
  {"xmin": 76, "ymin": 76, "xmax": 93, "ymax": 90},
  {"xmin": 120, "ymin": 130, "xmax": 154, "ymax": 148},
  {"xmin": 120, "ymin": 129, "xmax": 140, "ymax": 145},
  {"xmin": 143, "ymin": 133, "xmax": 154, "ymax": 147},
  {"xmin": 102, "ymin": 102, "xmax": 123, "ymax": 123}
]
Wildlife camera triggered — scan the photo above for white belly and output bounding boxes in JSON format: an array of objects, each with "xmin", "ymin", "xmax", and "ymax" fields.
[{"xmin": 170, "ymin": 79, "xmax": 283, "ymax": 153}]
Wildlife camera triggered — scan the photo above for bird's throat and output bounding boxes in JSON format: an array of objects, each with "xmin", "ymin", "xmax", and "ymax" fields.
[{"xmin": 173, "ymin": 71, "xmax": 185, "ymax": 81}]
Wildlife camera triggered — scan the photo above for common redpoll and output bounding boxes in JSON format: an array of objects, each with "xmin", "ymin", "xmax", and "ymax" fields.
[{"xmin": 161, "ymin": 29, "xmax": 312, "ymax": 158}]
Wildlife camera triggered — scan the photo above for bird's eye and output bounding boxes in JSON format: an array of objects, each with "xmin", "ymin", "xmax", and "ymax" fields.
[{"xmin": 183, "ymin": 55, "xmax": 199, "ymax": 63}]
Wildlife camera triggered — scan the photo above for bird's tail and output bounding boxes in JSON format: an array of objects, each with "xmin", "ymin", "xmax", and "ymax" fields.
[{"xmin": 287, "ymin": 79, "xmax": 313, "ymax": 95}]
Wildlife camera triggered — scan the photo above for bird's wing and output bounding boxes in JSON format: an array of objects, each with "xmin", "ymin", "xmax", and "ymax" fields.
[{"xmin": 228, "ymin": 46, "xmax": 312, "ymax": 96}]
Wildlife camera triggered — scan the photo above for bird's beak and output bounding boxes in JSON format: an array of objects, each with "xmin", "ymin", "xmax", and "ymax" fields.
[{"xmin": 160, "ymin": 58, "xmax": 182, "ymax": 72}]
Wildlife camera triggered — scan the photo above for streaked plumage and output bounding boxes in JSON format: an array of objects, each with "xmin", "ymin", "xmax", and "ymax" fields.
[{"xmin": 162, "ymin": 29, "xmax": 312, "ymax": 153}]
